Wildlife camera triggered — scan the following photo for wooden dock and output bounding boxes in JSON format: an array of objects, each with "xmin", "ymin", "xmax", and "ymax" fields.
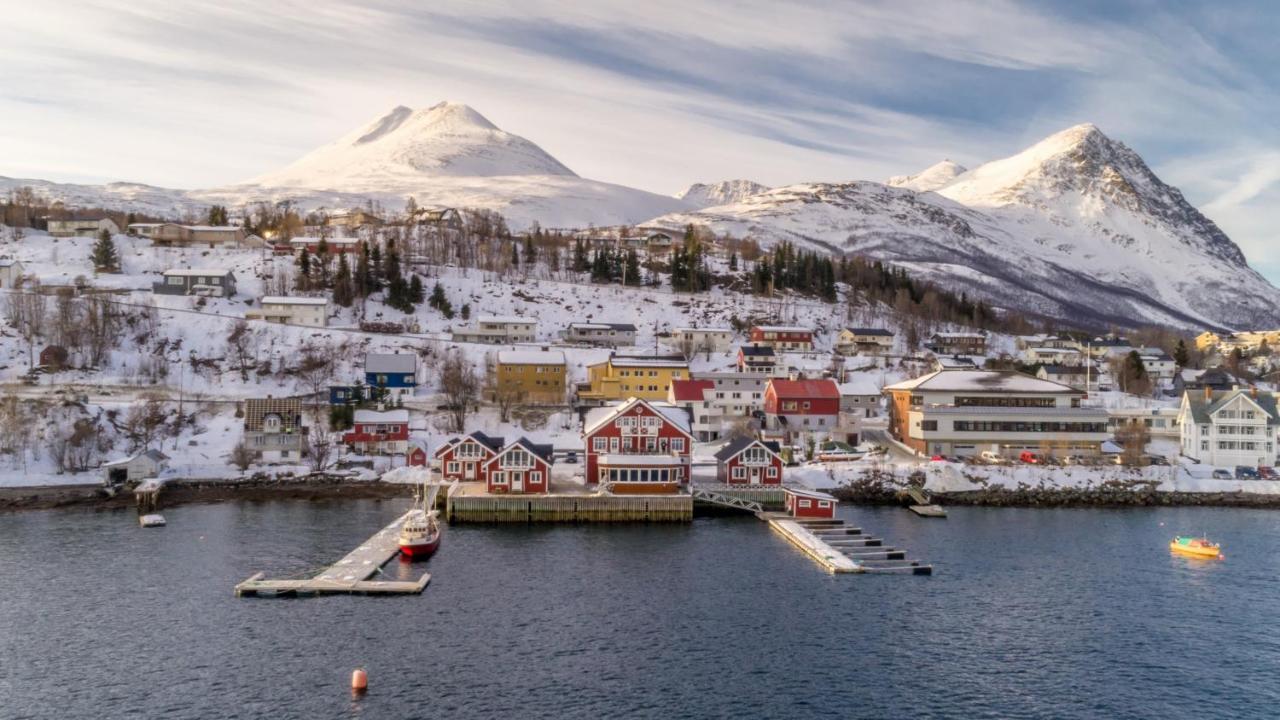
[
  {"xmin": 447, "ymin": 492, "xmax": 692, "ymax": 523},
  {"xmin": 758, "ymin": 513, "xmax": 933, "ymax": 575},
  {"xmin": 903, "ymin": 487, "xmax": 947, "ymax": 518},
  {"xmin": 235, "ymin": 511, "xmax": 430, "ymax": 598}
]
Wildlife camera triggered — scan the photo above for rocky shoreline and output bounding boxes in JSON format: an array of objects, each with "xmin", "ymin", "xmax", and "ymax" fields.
[{"xmin": 0, "ymin": 475, "xmax": 415, "ymax": 513}]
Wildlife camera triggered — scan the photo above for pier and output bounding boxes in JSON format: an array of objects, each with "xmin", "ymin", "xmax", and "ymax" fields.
[
  {"xmin": 446, "ymin": 484, "xmax": 692, "ymax": 522},
  {"xmin": 235, "ymin": 511, "xmax": 430, "ymax": 597},
  {"xmin": 758, "ymin": 513, "xmax": 933, "ymax": 575},
  {"xmin": 903, "ymin": 486, "xmax": 948, "ymax": 518}
]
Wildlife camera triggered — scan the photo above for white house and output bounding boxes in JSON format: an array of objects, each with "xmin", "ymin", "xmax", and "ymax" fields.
[
  {"xmin": 102, "ymin": 449, "xmax": 169, "ymax": 485},
  {"xmin": 668, "ymin": 372, "xmax": 768, "ymax": 441},
  {"xmin": 248, "ymin": 296, "xmax": 328, "ymax": 327},
  {"xmin": 1178, "ymin": 387, "xmax": 1278, "ymax": 468},
  {"xmin": 451, "ymin": 316, "xmax": 537, "ymax": 344},
  {"xmin": 1137, "ymin": 349, "xmax": 1177, "ymax": 380},
  {"xmin": 48, "ymin": 218, "xmax": 120, "ymax": 238},
  {"xmin": 837, "ymin": 376, "xmax": 882, "ymax": 418},
  {"xmin": 669, "ymin": 327, "xmax": 734, "ymax": 353}
]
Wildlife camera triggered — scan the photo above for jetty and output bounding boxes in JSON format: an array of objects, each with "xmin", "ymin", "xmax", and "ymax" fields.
[
  {"xmin": 759, "ymin": 513, "xmax": 933, "ymax": 575},
  {"xmin": 235, "ymin": 510, "xmax": 430, "ymax": 598},
  {"xmin": 903, "ymin": 486, "xmax": 947, "ymax": 518}
]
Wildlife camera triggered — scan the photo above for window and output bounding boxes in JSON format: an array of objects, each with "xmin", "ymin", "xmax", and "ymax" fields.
[
  {"xmin": 818, "ymin": 501, "xmax": 831, "ymax": 508},
  {"xmin": 922, "ymin": 420, "xmax": 938, "ymax": 431},
  {"xmin": 167, "ymin": 276, "xmax": 184, "ymax": 285},
  {"xmin": 531, "ymin": 472, "xmax": 542, "ymax": 483},
  {"xmin": 798, "ymin": 499, "xmax": 811, "ymax": 508},
  {"xmin": 492, "ymin": 472, "xmax": 506, "ymax": 484},
  {"xmin": 671, "ymin": 438, "xmax": 685, "ymax": 452},
  {"xmin": 446, "ymin": 462, "xmax": 460, "ymax": 474},
  {"xmin": 610, "ymin": 437, "xmax": 620, "ymax": 453},
  {"xmin": 767, "ymin": 466, "xmax": 778, "ymax": 478},
  {"xmin": 732, "ymin": 466, "xmax": 746, "ymax": 479},
  {"xmin": 593, "ymin": 437, "xmax": 607, "ymax": 452}
]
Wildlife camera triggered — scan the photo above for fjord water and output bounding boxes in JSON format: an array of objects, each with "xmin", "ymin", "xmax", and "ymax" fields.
[{"xmin": 2, "ymin": 500, "xmax": 1277, "ymax": 719}]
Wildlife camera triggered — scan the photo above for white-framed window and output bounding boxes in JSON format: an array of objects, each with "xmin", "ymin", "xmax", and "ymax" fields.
[
  {"xmin": 818, "ymin": 500, "xmax": 831, "ymax": 508},
  {"xmin": 446, "ymin": 462, "xmax": 460, "ymax": 474},
  {"xmin": 593, "ymin": 437, "xmax": 608, "ymax": 452},
  {"xmin": 732, "ymin": 466, "xmax": 746, "ymax": 479},
  {"xmin": 610, "ymin": 437, "xmax": 620, "ymax": 453},
  {"xmin": 767, "ymin": 466, "xmax": 778, "ymax": 478},
  {"xmin": 492, "ymin": 472, "xmax": 506, "ymax": 484},
  {"xmin": 798, "ymin": 499, "xmax": 811, "ymax": 508},
  {"xmin": 167, "ymin": 276, "xmax": 184, "ymax": 285},
  {"xmin": 671, "ymin": 438, "xmax": 685, "ymax": 452},
  {"xmin": 531, "ymin": 472, "xmax": 542, "ymax": 483}
]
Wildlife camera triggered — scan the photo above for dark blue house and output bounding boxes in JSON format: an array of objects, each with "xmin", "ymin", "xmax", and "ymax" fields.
[
  {"xmin": 365, "ymin": 353, "xmax": 418, "ymax": 398},
  {"xmin": 329, "ymin": 385, "xmax": 372, "ymax": 405}
]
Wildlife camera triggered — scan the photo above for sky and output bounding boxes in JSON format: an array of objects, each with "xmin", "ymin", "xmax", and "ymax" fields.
[{"xmin": 1, "ymin": 0, "xmax": 1277, "ymax": 280}]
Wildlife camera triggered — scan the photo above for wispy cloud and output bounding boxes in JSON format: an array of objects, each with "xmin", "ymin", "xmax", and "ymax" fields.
[{"xmin": 1, "ymin": 1, "xmax": 1277, "ymax": 278}]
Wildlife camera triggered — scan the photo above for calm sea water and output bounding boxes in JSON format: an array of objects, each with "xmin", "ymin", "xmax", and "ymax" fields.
[{"xmin": 2, "ymin": 498, "xmax": 1278, "ymax": 719}]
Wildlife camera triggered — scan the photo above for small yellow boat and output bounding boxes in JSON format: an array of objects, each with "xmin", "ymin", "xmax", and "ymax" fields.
[{"xmin": 1170, "ymin": 536, "xmax": 1223, "ymax": 560}]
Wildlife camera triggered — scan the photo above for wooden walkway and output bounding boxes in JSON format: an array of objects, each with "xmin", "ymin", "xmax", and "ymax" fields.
[
  {"xmin": 758, "ymin": 513, "xmax": 933, "ymax": 575},
  {"xmin": 235, "ymin": 511, "xmax": 430, "ymax": 598},
  {"xmin": 903, "ymin": 486, "xmax": 948, "ymax": 518}
]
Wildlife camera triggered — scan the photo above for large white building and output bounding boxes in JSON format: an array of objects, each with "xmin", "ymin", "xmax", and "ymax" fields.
[
  {"xmin": 1178, "ymin": 388, "xmax": 1278, "ymax": 468},
  {"xmin": 451, "ymin": 316, "xmax": 537, "ymax": 344},
  {"xmin": 248, "ymin": 296, "xmax": 328, "ymax": 327},
  {"xmin": 668, "ymin": 372, "xmax": 768, "ymax": 441},
  {"xmin": 884, "ymin": 369, "xmax": 1110, "ymax": 458}
]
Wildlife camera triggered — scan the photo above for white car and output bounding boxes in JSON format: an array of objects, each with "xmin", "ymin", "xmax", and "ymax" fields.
[{"xmin": 979, "ymin": 451, "xmax": 1007, "ymax": 465}]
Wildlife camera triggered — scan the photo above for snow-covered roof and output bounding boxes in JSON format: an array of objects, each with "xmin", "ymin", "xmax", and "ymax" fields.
[
  {"xmin": 498, "ymin": 350, "xmax": 565, "ymax": 365},
  {"xmin": 0, "ymin": 259, "xmax": 21, "ymax": 268},
  {"xmin": 354, "ymin": 409, "xmax": 410, "ymax": 423},
  {"xmin": 365, "ymin": 353, "xmax": 417, "ymax": 373},
  {"xmin": 844, "ymin": 327, "xmax": 893, "ymax": 336},
  {"xmin": 784, "ymin": 486, "xmax": 838, "ymax": 502},
  {"xmin": 884, "ymin": 369, "xmax": 1081, "ymax": 394},
  {"xmin": 675, "ymin": 327, "xmax": 732, "ymax": 334},
  {"xmin": 837, "ymin": 377, "xmax": 881, "ymax": 396},
  {"xmin": 480, "ymin": 315, "xmax": 536, "ymax": 325},
  {"xmin": 261, "ymin": 296, "xmax": 327, "ymax": 306},
  {"xmin": 185, "ymin": 225, "xmax": 242, "ymax": 232},
  {"xmin": 605, "ymin": 354, "xmax": 688, "ymax": 368},
  {"xmin": 583, "ymin": 397, "xmax": 692, "ymax": 436},
  {"xmin": 753, "ymin": 325, "xmax": 811, "ymax": 333},
  {"xmin": 932, "ymin": 331, "xmax": 985, "ymax": 339},
  {"xmin": 162, "ymin": 268, "xmax": 235, "ymax": 277}
]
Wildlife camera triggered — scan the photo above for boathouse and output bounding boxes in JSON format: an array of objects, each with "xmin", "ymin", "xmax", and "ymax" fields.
[
  {"xmin": 713, "ymin": 437, "xmax": 783, "ymax": 485},
  {"xmin": 583, "ymin": 397, "xmax": 692, "ymax": 493},
  {"xmin": 784, "ymin": 487, "xmax": 838, "ymax": 519},
  {"xmin": 481, "ymin": 438, "xmax": 554, "ymax": 494},
  {"xmin": 435, "ymin": 431, "xmax": 505, "ymax": 483}
]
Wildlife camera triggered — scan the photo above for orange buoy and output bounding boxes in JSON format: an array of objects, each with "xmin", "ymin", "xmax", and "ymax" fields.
[{"xmin": 351, "ymin": 668, "xmax": 368, "ymax": 693}]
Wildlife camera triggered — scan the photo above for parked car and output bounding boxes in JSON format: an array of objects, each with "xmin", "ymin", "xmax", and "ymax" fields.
[
  {"xmin": 563, "ymin": 451, "xmax": 578, "ymax": 464},
  {"xmin": 1143, "ymin": 455, "xmax": 1170, "ymax": 466},
  {"xmin": 1259, "ymin": 466, "xmax": 1278, "ymax": 480},
  {"xmin": 1212, "ymin": 469, "xmax": 1233, "ymax": 480},
  {"xmin": 979, "ymin": 451, "xmax": 1007, "ymax": 465},
  {"xmin": 1235, "ymin": 466, "xmax": 1260, "ymax": 480},
  {"xmin": 1018, "ymin": 451, "xmax": 1040, "ymax": 464}
]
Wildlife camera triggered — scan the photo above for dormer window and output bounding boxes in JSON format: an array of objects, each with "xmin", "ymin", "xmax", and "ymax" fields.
[{"xmin": 264, "ymin": 413, "xmax": 282, "ymax": 433}]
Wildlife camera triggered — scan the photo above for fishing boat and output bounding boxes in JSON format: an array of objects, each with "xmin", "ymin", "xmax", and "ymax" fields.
[
  {"xmin": 1169, "ymin": 535, "xmax": 1223, "ymax": 560},
  {"xmin": 399, "ymin": 482, "xmax": 441, "ymax": 560}
]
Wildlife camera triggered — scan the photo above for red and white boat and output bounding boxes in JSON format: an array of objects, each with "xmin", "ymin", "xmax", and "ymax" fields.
[{"xmin": 399, "ymin": 483, "xmax": 442, "ymax": 560}]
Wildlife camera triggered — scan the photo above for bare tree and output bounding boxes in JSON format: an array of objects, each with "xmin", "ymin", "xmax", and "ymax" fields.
[
  {"xmin": 226, "ymin": 320, "xmax": 258, "ymax": 381},
  {"xmin": 306, "ymin": 424, "xmax": 333, "ymax": 472},
  {"xmin": 0, "ymin": 392, "xmax": 31, "ymax": 469},
  {"xmin": 81, "ymin": 296, "xmax": 120, "ymax": 367},
  {"xmin": 229, "ymin": 440, "xmax": 254, "ymax": 472},
  {"xmin": 1115, "ymin": 421, "xmax": 1151, "ymax": 466},
  {"xmin": 294, "ymin": 347, "xmax": 334, "ymax": 403},
  {"xmin": 122, "ymin": 397, "xmax": 168, "ymax": 452},
  {"xmin": 440, "ymin": 350, "xmax": 479, "ymax": 431}
]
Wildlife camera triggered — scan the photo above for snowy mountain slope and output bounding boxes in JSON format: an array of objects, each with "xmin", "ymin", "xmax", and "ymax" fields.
[
  {"xmin": 886, "ymin": 160, "xmax": 967, "ymax": 192},
  {"xmin": 678, "ymin": 179, "xmax": 771, "ymax": 208},
  {"xmin": 649, "ymin": 125, "xmax": 1280, "ymax": 331},
  {"xmin": 1, "ymin": 101, "xmax": 689, "ymax": 230},
  {"xmin": 251, "ymin": 102, "xmax": 577, "ymax": 187}
]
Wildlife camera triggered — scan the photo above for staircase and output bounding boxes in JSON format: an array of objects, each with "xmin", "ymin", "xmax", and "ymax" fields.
[
  {"xmin": 689, "ymin": 486, "xmax": 763, "ymax": 513},
  {"xmin": 793, "ymin": 517, "xmax": 933, "ymax": 574}
]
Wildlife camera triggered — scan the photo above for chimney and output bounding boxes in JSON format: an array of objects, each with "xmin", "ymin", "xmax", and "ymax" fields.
[
  {"xmin": 1203, "ymin": 386, "xmax": 1212, "ymax": 402},
  {"xmin": 1252, "ymin": 386, "xmax": 1259, "ymax": 399}
]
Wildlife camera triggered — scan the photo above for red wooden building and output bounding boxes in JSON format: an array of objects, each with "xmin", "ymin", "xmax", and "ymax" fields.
[
  {"xmin": 583, "ymin": 397, "xmax": 693, "ymax": 494},
  {"xmin": 713, "ymin": 437, "xmax": 783, "ymax": 485},
  {"xmin": 342, "ymin": 408, "xmax": 409, "ymax": 455},
  {"xmin": 748, "ymin": 325, "xmax": 814, "ymax": 351},
  {"xmin": 434, "ymin": 431, "xmax": 504, "ymax": 483},
  {"xmin": 784, "ymin": 487, "xmax": 839, "ymax": 519},
  {"xmin": 406, "ymin": 440, "xmax": 428, "ymax": 467},
  {"xmin": 764, "ymin": 378, "xmax": 841, "ymax": 433},
  {"xmin": 481, "ymin": 438, "xmax": 554, "ymax": 494}
]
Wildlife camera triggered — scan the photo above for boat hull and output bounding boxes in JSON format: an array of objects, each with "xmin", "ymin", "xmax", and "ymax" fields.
[
  {"xmin": 1169, "ymin": 540, "xmax": 1222, "ymax": 560},
  {"xmin": 399, "ymin": 534, "xmax": 440, "ymax": 560}
]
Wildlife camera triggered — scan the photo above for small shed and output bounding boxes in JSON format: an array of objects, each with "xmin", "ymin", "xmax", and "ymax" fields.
[
  {"xmin": 102, "ymin": 449, "xmax": 169, "ymax": 486},
  {"xmin": 406, "ymin": 441, "xmax": 429, "ymax": 467},
  {"xmin": 783, "ymin": 486, "xmax": 838, "ymax": 519}
]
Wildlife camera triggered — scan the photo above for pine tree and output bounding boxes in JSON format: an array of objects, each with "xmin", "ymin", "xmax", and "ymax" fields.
[
  {"xmin": 296, "ymin": 248, "xmax": 312, "ymax": 291},
  {"xmin": 624, "ymin": 248, "xmax": 640, "ymax": 286},
  {"xmin": 729, "ymin": 251, "xmax": 738, "ymax": 272},
  {"xmin": 1173, "ymin": 338, "xmax": 1189, "ymax": 367},
  {"xmin": 511, "ymin": 241, "xmax": 520, "ymax": 268},
  {"xmin": 523, "ymin": 235, "xmax": 536, "ymax": 265},
  {"xmin": 90, "ymin": 229, "xmax": 119, "ymax": 272},
  {"xmin": 429, "ymin": 282, "xmax": 448, "ymax": 311},
  {"xmin": 408, "ymin": 274, "xmax": 424, "ymax": 304},
  {"xmin": 354, "ymin": 247, "xmax": 371, "ymax": 298},
  {"xmin": 333, "ymin": 253, "xmax": 353, "ymax": 307},
  {"xmin": 573, "ymin": 239, "xmax": 589, "ymax": 272},
  {"xmin": 370, "ymin": 244, "xmax": 383, "ymax": 284},
  {"xmin": 460, "ymin": 303, "xmax": 471, "ymax": 320}
]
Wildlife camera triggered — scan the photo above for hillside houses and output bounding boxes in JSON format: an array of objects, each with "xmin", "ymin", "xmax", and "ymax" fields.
[{"xmin": 49, "ymin": 218, "xmax": 119, "ymax": 237}]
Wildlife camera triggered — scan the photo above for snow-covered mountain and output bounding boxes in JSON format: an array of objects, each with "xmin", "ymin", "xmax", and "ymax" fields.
[
  {"xmin": 1, "ymin": 102, "xmax": 689, "ymax": 230},
  {"xmin": 648, "ymin": 124, "xmax": 1280, "ymax": 331},
  {"xmin": 678, "ymin": 179, "xmax": 771, "ymax": 208},
  {"xmin": 886, "ymin": 160, "xmax": 967, "ymax": 192}
]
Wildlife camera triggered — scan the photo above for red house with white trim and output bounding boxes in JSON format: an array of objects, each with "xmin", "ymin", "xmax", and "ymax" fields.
[
  {"xmin": 784, "ymin": 487, "xmax": 838, "ymax": 519},
  {"xmin": 749, "ymin": 325, "xmax": 814, "ymax": 351},
  {"xmin": 434, "ymin": 431, "xmax": 504, "ymax": 483},
  {"xmin": 713, "ymin": 437, "xmax": 783, "ymax": 485},
  {"xmin": 764, "ymin": 378, "xmax": 841, "ymax": 434},
  {"xmin": 481, "ymin": 438, "xmax": 554, "ymax": 494},
  {"xmin": 406, "ymin": 440, "xmax": 428, "ymax": 467},
  {"xmin": 583, "ymin": 397, "xmax": 693, "ymax": 494},
  {"xmin": 342, "ymin": 408, "xmax": 410, "ymax": 455}
]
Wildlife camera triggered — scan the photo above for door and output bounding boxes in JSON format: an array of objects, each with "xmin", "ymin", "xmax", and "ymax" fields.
[
  {"xmin": 512, "ymin": 472, "xmax": 524, "ymax": 493},
  {"xmin": 750, "ymin": 467, "xmax": 761, "ymax": 484},
  {"xmin": 465, "ymin": 462, "xmax": 476, "ymax": 480}
]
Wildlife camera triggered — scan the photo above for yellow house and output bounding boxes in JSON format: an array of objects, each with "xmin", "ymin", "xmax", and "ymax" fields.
[
  {"xmin": 579, "ymin": 353, "xmax": 690, "ymax": 402},
  {"xmin": 493, "ymin": 350, "xmax": 567, "ymax": 404}
]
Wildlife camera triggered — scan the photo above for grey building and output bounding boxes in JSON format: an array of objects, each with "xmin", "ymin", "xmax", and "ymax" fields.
[{"xmin": 153, "ymin": 269, "xmax": 237, "ymax": 298}]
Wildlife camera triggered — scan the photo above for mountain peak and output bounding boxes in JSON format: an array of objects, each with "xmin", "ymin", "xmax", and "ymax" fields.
[
  {"xmin": 678, "ymin": 179, "xmax": 770, "ymax": 208},
  {"xmin": 250, "ymin": 101, "xmax": 576, "ymax": 187},
  {"xmin": 887, "ymin": 159, "xmax": 967, "ymax": 192}
]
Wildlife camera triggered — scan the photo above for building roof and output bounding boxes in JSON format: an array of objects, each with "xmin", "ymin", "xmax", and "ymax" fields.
[
  {"xmin": 570, "ymin": 322, "xmax": 637, "ymax": 331},
  {"xmin": 669, "ymin": 378, "xmax": 715, "ymax": 402},
  {"xmin": 753, "ymin": 325, "xmax": 811, "ymax": 333},
  {"xmin": 480, "ymin": 315, "xmax": 536, "ymax": 325},
  {"xmin": 784, "ymin": 486, "xmax": 838, "ymax": 502},
  {"xmin": 1039, "ymin": 364, "xmax": 1090, "ymax": 376},
  {"xmin": 768, "ymin": 378, "xmax": 840, "ymax": 400},
  {"xmin": 932, "ymin": 331, "xmax": 984, "ymax": 339},
  {"xmin": 185, "ymin": 225, "xmax": 242, "ymax": 232},
  {"xmin": 675, "ymin": 327, "xmax": 732, "ymax": 334},
  {"xmin": 486, "ymin": 437, "xmax": 555, "ymax": 465},
  {"xmin": 436, "ymin": 430, "xmax": 506, "ymax": 457},
  {"xmin": 837, "ymin": 376, "xmax": 881, "ymax": 397},
  {"xmin": 739, "ymin": 345, "xmax": 776, "ymax": 358},
  {"xmin": 261, "ymin": 296, "xmax": 327, "ymax": 306},
  {"xmin": 605, "ymin": 354, "xmax": 688, "ymax": 369},
  {"xmin": 162, "ymin": 268, "xmax": 235, "ymax": 277},
  {"xmin": 1183, "ymin": 388, "xmax": 1279, "ymax": 425},
  {"xmin": 0, "ymin": 259, "xmax": 20, "ymax": 268},
  {"xmin": 884, "ymin": 369, "xmax": 1081, "ymax": 395},
  {"xmin": 845, "ymin": 327, "xmax": 893, "ymax": 336},
  {"xmin": 244, "ymin": 397, "xmax": 304, "ymax": 431},
  {"xmin": 498, "ymin": 350, "xmax": 565, "ymax": 365},
  {"xmin": 583, "ymin": 397, "xmax": 692, "ymax": 437},
  {"xmin": 713, "ymin": 436, "xmax": 781, "ymax": 463},
  {"xmin": 935, "ymin": 356, "xmax": 977, "ymax": 368},
  {"xmin": 353, "ymin": 409, "xmax": 410, "ymax": 423},
  {"xmin": 365, "ymin": 353, "xmax": 417, "ymax": 374}
]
